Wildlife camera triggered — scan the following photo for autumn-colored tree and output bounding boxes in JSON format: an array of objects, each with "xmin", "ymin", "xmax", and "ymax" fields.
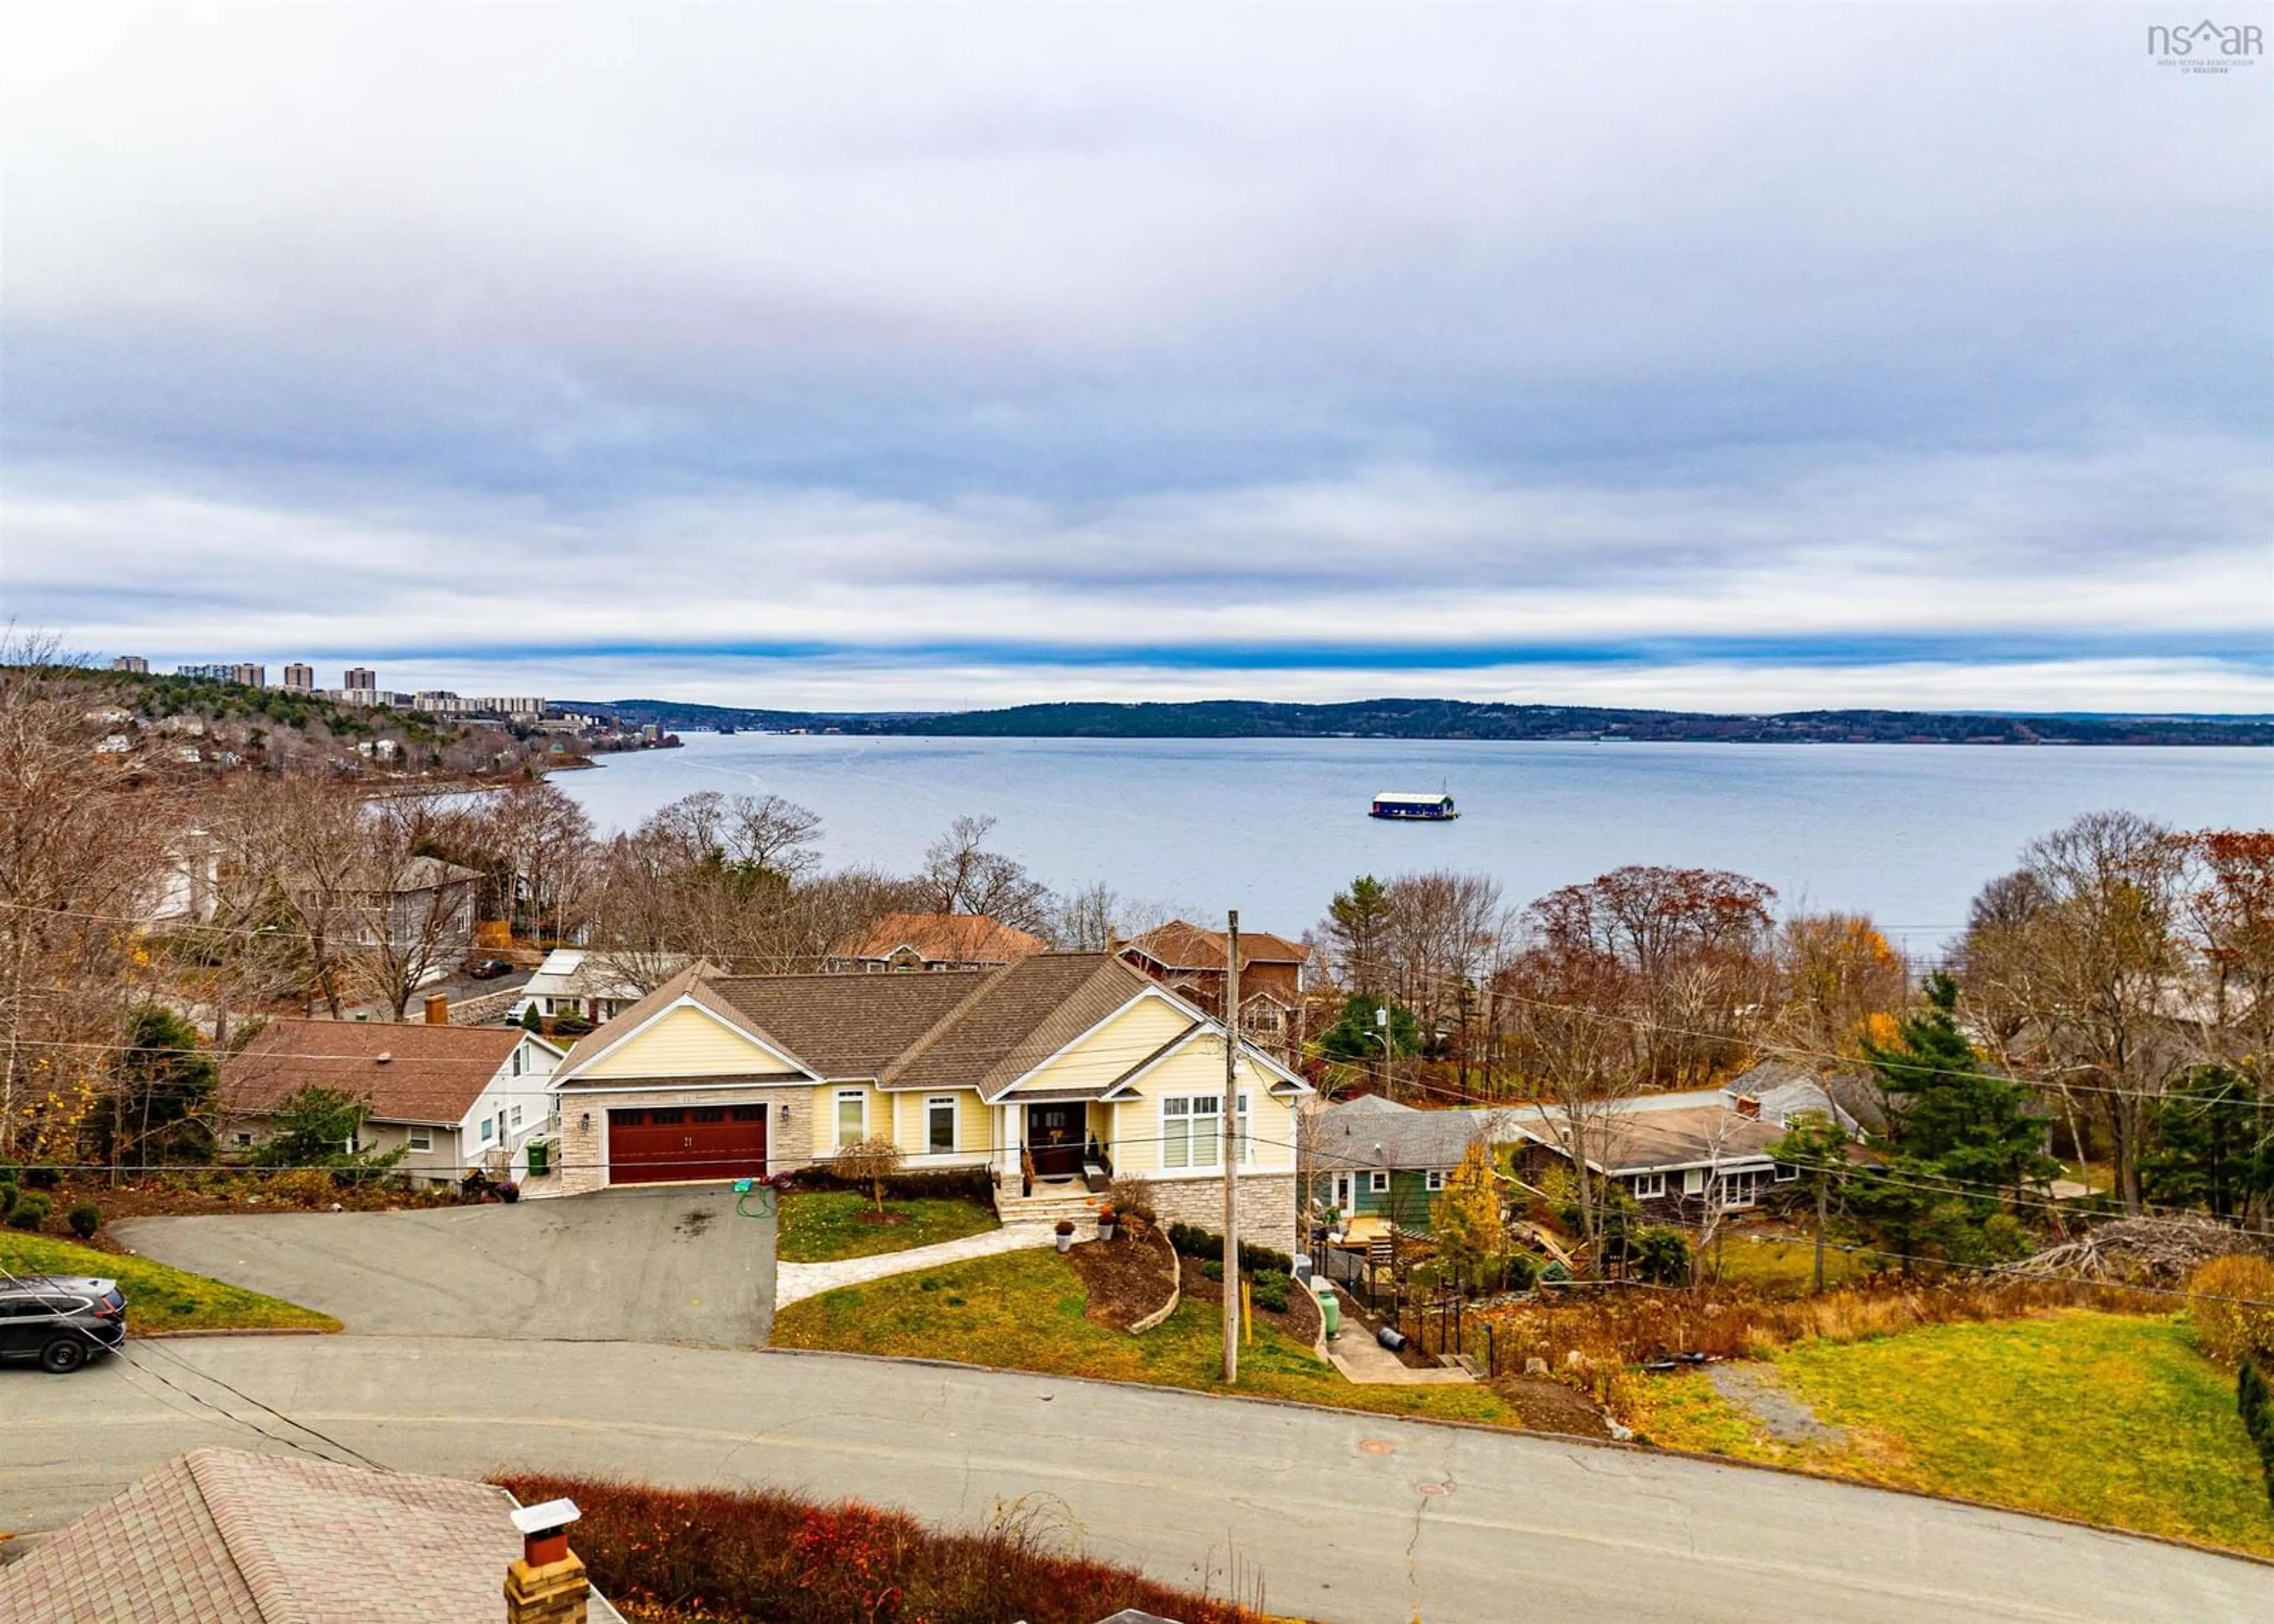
[
  {"xmin": 1774, "ymin": 911, "xmax": 1910, "ymax": 1061},
  {"xmin": 1429, "ymin": 1140, "xmax": 1507, "ymax": 1282},
  {"xmin": 834, "ymin": 1135, "xmax": 904, "ymax": 1215}
]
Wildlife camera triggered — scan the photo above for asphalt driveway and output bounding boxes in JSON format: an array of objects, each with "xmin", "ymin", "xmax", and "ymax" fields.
[{"xmin": 113, "ymin": 1188, "xmax": 774, "ymax": 1348}]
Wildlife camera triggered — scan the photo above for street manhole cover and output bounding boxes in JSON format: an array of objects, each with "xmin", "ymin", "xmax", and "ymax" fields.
[
  {"xmin": 1358, "ymin": 1439, "xmax": 1395, "ymax": 1456},
  {"xmin": 1416, "ymin": 1482, "xmax": 1450, "ymax": 1498}
]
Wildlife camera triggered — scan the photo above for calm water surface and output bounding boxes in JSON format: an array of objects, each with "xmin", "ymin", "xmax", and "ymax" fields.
[{"xmin": 558, "ymin": 734, "xmax": 2272, "ymax": 952}]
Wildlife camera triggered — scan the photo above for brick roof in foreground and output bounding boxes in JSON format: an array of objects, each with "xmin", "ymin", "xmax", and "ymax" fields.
[
  {"xmin": 0, "ymin": 1448, "xmax": 525, "ymax": 1623},
  {"xmin": 219, "ymin": 1017, "xmax": 532, "ymax": 1125}
]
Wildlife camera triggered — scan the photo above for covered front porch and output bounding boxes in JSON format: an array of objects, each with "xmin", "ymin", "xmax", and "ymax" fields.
[{"xmin": 999, "ymin": 1095, "xmax": 1114, "ymax": 1197}]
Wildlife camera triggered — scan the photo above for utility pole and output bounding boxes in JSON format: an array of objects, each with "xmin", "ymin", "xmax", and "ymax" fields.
[{"xmin": 1222, "ymin": 908, "xmax": 1241, "ymax": 1385}]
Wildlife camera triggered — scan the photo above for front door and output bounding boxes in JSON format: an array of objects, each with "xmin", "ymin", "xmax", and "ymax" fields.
[
  {"xmin": 1332, "ymin": 1173, "xmax": 1353, "ymax": 1214},
  {"xmin": 1026, "ymin": 1103, "xmax": 1084, "ymax": 1179}
]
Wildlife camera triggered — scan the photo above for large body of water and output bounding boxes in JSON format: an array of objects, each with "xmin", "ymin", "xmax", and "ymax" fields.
[{"xmin": 557, "ymin": 733, "xmax": 2270, "ymax": 953}]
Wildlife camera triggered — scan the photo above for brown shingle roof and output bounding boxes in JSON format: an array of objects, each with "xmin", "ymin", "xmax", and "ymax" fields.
[
  {"xmin": 219, "ymin": 1018, "xmax": 534, "ymax": 1125},
  {"xmin": 834, "ymin": 912, "xmax": 1045, "ymax": 966},
  {"xmin": 1121, "ymin": 919, "xmax": 1309, "ymax": 973},
  {"xmin": 0, "ymin": 1448, "xmax": 528, "ymax": 1622},
  {"xmin": 1569, "ymin": 1104, "xmax": 1786, "ymax": 1173},
  {"xmin": 560, "ymin": 954, "xmax": 1184, "ymax": 1098}
]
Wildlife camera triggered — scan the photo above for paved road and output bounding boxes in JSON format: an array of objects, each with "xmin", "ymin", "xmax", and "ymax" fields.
[
  {"xmin": 114, "ymin": 1188, "xmax": 775, "ymax": 1348},
  {"xmin": 4, "ymin": 1337, "xmax": 2263, "ymax": 1623}
]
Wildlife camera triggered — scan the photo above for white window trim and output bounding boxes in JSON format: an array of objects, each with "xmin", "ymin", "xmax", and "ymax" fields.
[
  {"xmin": 834, "ymin": 1088, "xmax": 868, "ymax": 1150},
  {"xmin": 1160, "ymin": 1093, "xmax": 1251, "ymax": 1172},
  {"xmin": 925, "ymin": 1095, "xmax": 958, "ymax": 1156},
  {"xmin": 478, "ymin": 1119, "xmax": 494, "ymax": 1144},
  {"xmin": 1425, "ymin": 1169, "xmax": 1447, "ymax": 1192},
  {"xmin": 1368, "ymin": 1170, "xmax": 1389, "ymax": 1194},
  {"xmin": 407, "ymin": 1127, "xmax": 433, "ymax": 1153},
  {"xmin": 1630, "ymin": 1172, "xmax": 1666, "ymax": 1201}
]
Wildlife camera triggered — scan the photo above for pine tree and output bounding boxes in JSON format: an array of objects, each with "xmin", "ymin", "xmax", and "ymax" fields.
[{"xmin": 1865, "ymin": 973, "xmax": 2056, "ymax": 1198}]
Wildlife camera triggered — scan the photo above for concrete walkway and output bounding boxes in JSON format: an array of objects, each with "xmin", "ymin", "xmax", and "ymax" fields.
[
  {"xmin": 774, "ymin": 1221, "xmax": 1061, "ymax": 1305},
  {"xmin": 1326, "ymin": 1329, "xmax": 1476, "ymax": 1385}
]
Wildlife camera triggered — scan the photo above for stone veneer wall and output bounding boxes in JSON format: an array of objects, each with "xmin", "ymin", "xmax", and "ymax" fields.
[
  {"xmin": 555, "ymin": 1083, "xmax": 817, "ymax": 1196},
  {"xmin": 1138, "ymin": 1172, "xmax": 1298, "ymax": 1258}
]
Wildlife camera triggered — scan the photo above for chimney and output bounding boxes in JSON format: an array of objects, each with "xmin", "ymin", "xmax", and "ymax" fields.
[
  {"xmin": 505, "ymin": 1498, "xmax": 589, "ymax": 1624},
  {"xmin": 424, "ymin": 993, "xmax": 450, "ymax": 1025},
  {"xmin": 1733, "ymin": 1094, "xmax": 1761, "ymax": 1120}
]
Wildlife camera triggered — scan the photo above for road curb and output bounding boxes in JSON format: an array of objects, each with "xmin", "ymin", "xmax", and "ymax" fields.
[
  {"xmin": 757, "ymin": 1342, "xmax": 2274, "ymax": 1570},
  {"xmin": 133, "ymin": 1326, "xmax": 340, "ymax": 1339}
]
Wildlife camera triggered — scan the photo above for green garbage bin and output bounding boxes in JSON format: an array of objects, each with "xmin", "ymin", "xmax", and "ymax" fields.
[
  {"xmin": 525, "ymin": 1140, "xmax": 550, "ymax": 1178},
  {"xmin": 1317, "ymin": 1282, "xmax": 1340, "ymax": 1341}
]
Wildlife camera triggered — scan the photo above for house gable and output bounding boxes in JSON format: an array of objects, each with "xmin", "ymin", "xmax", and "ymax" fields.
[
  {"xmin": 566, "ymin": 999, "xmax": 812, "ymax": 1082},
  {"xmin": 993, "ymin": 988, "xmax": 1193, "ymax": 1099}
]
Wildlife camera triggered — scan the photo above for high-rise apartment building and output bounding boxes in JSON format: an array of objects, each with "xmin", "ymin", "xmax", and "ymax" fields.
[
  {"xmin": 282, "ymin": 663, "xmax": 315, "ymax": 692},
  {"xmin": 229, "ymin": 663, "xmax": 266, "ymax": 689},
  {"xmin": 343, "ymin": 667, "xmax": 377, "ymax": 693},
  {"xmin": 110, "ymin": 655, "xmax": 150, "ymax": 674}
]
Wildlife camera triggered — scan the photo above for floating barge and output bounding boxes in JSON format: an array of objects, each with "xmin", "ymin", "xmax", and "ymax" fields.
[{"xmin": 1369, "ymin": 790, "xmax": 1459, "ymax": 821}]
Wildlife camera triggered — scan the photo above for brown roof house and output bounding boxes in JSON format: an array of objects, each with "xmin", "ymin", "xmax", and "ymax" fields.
[
  {"xmin": 1514, "ymin": 1099, "xmax": 1797, "ymax": 1221},
  {"xmin": 0, "ymin": 1447, "xmax": 619, "ymax": 1622},
  {"xmin": 547, "ymin": 952, "xmax": 1314, "ymax": 1253},
  {"xmin": 219, "ymin": 1017, "xmax": 566, "ymax": 1188},
  {"xmin": 830, "ymin": 911, "xmax": 1046, "ymax": 972},
  {"xmin": 1118, "ymin": 921, "xmax": 1311, "ymax": 1059}
]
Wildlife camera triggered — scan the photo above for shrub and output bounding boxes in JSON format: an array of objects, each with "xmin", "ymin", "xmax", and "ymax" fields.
[
  {"xmin": 1502, "ymin": 1250, "xmax": 1540, "ymax": 1291},
  {"xmin": 1104, "ymin": 1178, "xmax": 1156, "ymax": 1226},
  {"xmin": 1631, "ymin": 1227, "xmax": 1692, "ymax": 1286},
  {"xmin": 1201, "ymin": 1258, "xmax": 1223, "ymax": 1281},
  {"xmin": 1251, "ymin": 1269, "xmax": 1291, "ymax": 1313},
  {"xmin": 23, "ymin": 1165, "xmax": 62, "ymax": 1191},
  {"xmin": 7, "ymin": 1193, "xmax": 52, "ymax": 1233},
  {"xmin": 0, "ymin": 1183, "xmax": 14, "ymax": 1222},
  {"xmin": 2188, "ymin": 1254, "xmax": 2274, "ymax": 1367},
  {"xmin": 489, "ymin": 1472, "xmax": 1259, "ymax": 1624},
  {"xmin": 269, "ymin": 1168, "xmax": 341, "ymax": 1207},
  {"xmin": 1168, "ymin": 1222, "xmax": 1217, "ymax": 1261},
  {"xmin": 67, "ymin": 1201, "xmax": 101, "ymax": 1240},
  {"xmin": 550, "ymin": 1014, "xmax": 594, "ymax": 1037},
  {"xmin": 1239, "ymin": 1242, "xmax": 1294, "ymax": 1278},
  {"xmin": 2244, "ymin": 1360, "xmax": 2274, "ymax": 1511}
]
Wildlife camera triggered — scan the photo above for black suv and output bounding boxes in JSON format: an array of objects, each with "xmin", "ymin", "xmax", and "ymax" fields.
[{"xmin": 0, "ymin": 1275, "xmax": 126, "ymax": 1372}]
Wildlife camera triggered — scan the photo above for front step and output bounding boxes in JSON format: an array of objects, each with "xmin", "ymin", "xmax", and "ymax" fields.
[{"xmin": 995, "ymin": 1185, "xmax": 1107, "ymax": 1226}]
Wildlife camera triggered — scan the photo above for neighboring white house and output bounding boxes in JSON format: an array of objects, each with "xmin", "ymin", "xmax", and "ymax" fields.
[
  {"xmin": 217, "ymin": 1018, "xmax": 566, "ymax": 1187},
  {"xmin": 509, "ymin": 948, "xmax": 685, "ymax": 1025}
]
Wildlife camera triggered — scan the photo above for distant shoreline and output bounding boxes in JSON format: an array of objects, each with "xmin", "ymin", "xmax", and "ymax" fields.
[{"xmin": 558, "ymin": 697, "xmax": 2274, "ymax": 748}]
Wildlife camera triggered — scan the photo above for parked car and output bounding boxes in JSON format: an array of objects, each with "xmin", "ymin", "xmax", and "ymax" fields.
[
  {"xmin": 465, "ymin": 958, "xmax": 515, "ymax": 980},
  {"xmin": 0, "ymin": 1275, "xmax": 126, "ymax": 1373}
]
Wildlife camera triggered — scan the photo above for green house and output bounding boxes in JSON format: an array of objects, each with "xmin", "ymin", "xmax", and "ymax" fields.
[{"xmin": 1303, "ymin": 1094, "xmax": 1511, "ymax": 1235}]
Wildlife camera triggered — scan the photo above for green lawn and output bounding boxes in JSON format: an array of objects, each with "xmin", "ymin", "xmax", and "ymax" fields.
[
  {"xmin": 1632, "ymin": 1311, "xmax": 2274, "ymax": 1557},
  {"xmin": 775, "ymin": 1191, "xmax": 1000, "ymax": 1263},
  {"xmin": 1700, "ymin": 1234, "xmax": 1863, "ymax": 1294},
  {"xmin": 770, "ymin": 1247, "xmax": 1521, "ymax": 1429},
  {"xmin": 0, "ymin": 1233, "xmax": 338, "ymax": 1334}
]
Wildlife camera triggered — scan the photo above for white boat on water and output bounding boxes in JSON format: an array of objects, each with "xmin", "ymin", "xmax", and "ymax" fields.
[{"xmin": 1369, "ymin": 790, "xmax": 1458, "ymax": 821}]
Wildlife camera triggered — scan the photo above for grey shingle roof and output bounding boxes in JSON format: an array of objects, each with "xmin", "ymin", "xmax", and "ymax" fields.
[{"xmin": 1303, "ymin": 1095, "xmax": 1514, "ymax": 1173}]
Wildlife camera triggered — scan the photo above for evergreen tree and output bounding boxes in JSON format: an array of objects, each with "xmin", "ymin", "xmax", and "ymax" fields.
[
  {"xmin": 1865, "ymin": 973, "xmax": 2056, "ymax": 1198},
  {"xmin": 1317, "ymin": 994, "xmax": 1421, "ymax": 1062},
  {"xmin": 1325, "ymin": 875, "xmax": 1393, "ymax": 995},
  {"xmin": 2141, "ymin": 1065, "xmax": 2274, "ymax": 1219}
]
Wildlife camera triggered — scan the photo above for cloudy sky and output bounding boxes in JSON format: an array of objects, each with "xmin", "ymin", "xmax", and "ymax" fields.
[{"xmin": 4, "ymin": 3, "xmax": 2269, "ymax": 712}]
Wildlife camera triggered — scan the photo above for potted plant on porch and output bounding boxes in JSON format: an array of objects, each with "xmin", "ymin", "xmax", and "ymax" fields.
[
  {"xmin": 1096, "ymin": 1206, "xmax": 1116, "ymax": 1242},
  {"xmin": 1054, "ymin": 1219, "xmax": 1076, "ymax": 1253}
]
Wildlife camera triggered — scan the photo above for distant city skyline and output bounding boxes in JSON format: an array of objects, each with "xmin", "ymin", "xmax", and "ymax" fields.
[{"xmin": 8, "ymin": 6, "xmax": 2269, "ymax": 715}]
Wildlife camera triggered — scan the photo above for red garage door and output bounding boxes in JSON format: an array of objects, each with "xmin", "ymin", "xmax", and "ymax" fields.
[{"xmin": 608, "ymin": 1104, "xmax": 768, "ymax": 1185}]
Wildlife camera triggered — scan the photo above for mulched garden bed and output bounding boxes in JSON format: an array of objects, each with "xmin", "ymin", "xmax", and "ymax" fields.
[
  {"xmin": 1175, "ymin": 1256, "xmax": 1324, "ymax": 1347},
  {"xmin": 1065, "ymin": 1221, "xmax": 1178, "ymax": 1332},
  {"xmin": 1486, "ymin": 1374, "xmax": 1615, "ymax": 1439}
]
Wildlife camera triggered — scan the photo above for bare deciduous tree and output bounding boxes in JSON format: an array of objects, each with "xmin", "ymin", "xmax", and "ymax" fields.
[{"xmin": 918, "ymin": 815, "xmax": 1051, "ymax": 932}]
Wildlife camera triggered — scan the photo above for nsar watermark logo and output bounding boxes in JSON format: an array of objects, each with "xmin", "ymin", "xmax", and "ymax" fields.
[{"xmin": 2148, "ymin": 19, "xmax": 2263, "ymax": 73}]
